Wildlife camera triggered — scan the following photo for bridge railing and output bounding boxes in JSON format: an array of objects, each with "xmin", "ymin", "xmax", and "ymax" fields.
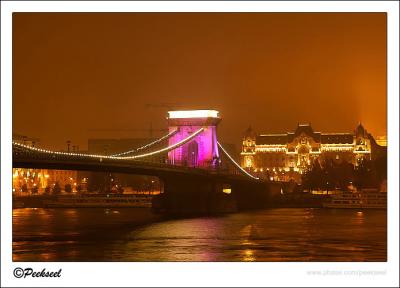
[
  {"xmin": 217, "ymin": 142, "xmax": 259, "ymax": 180},
  {"xmin": 13, "ymin": 143, "xmax": 212, "ymax": 175},
  {"xmin": 13, "ymin": 135, "xmax": 259, "ymax": 180},
  {"xmin": 110, "ymin": 129, "xmax": 179, "ymax": 157}
]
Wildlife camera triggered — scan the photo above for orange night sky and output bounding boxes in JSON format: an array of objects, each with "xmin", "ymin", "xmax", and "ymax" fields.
[{"xmin": 12, "ymin": 13, "xmax": 387, "ymax": 150}]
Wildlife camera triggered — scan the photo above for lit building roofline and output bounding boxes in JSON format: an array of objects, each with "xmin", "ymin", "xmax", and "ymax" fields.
[
  {"xmin": 321, "ymin": 133, "xmax": 353, "ymax": 135},
  {"xmin": 167, "ymin": 110, "xmax": 220, "ymax": 119},
  {"xmin": 259, "ymin": 134, "xmax": 287, "ymax": 137}
]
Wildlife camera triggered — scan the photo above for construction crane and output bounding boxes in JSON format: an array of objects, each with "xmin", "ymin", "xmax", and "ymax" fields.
[
  {"xmin": 145, "ymin": 102, "xmax": 185, "ymax": 110},
  {"xmin": 145, "ymin": 103, "xmax": 188, "ymax": 137},
  {"xmin": 89, "ymin": 103, "xmax": 185, "ymax": 137},
  {"xmin": 87, "ymin": 127, "xmax": 168, "ymax": 138}
]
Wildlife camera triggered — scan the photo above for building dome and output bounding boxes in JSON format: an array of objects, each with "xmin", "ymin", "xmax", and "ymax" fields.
[
  {"xmin": 244, "ymin": 126, "xmax": 256, "ymax": 139},
  {"xmin": 355, "ymin": 122, "xmax": 366, "ymax": 137}
]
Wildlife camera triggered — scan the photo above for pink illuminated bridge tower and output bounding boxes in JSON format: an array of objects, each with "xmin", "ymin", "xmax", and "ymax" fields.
[{"xmin": 167, "ymin": 110, "xmax": 221, "ymax": 169}]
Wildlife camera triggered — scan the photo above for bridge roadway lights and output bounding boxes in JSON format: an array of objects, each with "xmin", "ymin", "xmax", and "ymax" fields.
[
  {"xmin": 13, "ymin": 143, "xmax": 272, "ymax": 214},
  {"xmin": 152, "ymin": 175, "xmax": 270, "ymax": 215}
]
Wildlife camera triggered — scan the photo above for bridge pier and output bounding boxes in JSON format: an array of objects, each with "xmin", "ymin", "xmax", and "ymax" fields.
[
  {"xmin": 230, "ymin": 180, "xmax": 270, "ymax": 210},
  {"xmin": 153, "ymin": 176, "xmax": 271, "ymax": 215},
  {"xmin": 153, "ymin": 176, "xmax": 237, "ymax": 215}
]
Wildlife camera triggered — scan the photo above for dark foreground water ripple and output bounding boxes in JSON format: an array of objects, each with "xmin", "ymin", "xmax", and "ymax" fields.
[{"xmin": 13, "ymin": 208, "xmax": 386, "ymax": 261}]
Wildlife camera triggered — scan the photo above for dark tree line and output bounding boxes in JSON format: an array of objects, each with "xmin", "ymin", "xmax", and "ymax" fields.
[
  {"xmin": 86, "ymin": 173, "xmax": 159, "ymax": 193},
  {"xmin": 87, "ymin": 172, "xmax": 124, "ymax": 193},
  {"xmin": 302, "ymin": 157, "xmax": 387, "ymax": 192}
]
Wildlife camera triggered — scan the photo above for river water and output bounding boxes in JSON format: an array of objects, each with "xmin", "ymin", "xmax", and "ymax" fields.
[{"xmin": 13, "ymin": 208, "xmax": 386, "ymax": 261}]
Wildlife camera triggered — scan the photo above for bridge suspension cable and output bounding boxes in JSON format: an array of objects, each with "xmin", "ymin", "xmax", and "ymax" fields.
[
  {"xmin": 117, "ymin": 128, "xmax": 204, "ymax": 159},
  {"xmin": 12, "ymin": 128, "xmax": 204, "ymax": 160},
  {"xmin": 110, "ymin": 129, "xmax": 178, "ymax": 157},
  {"xmin": 217, "ymin": 141, "xmax": 259, "ymax": 180}
]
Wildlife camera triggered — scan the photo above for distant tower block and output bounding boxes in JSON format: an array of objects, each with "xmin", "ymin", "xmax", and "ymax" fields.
[{"xmin": 167, "ymin": 110, "xmax": 221, "ymax": 168}]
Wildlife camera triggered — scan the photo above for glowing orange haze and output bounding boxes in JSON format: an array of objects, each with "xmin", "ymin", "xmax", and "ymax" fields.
[{"xmin": 12, "ymin": 13, "xmax": 386, "ymax": 150}]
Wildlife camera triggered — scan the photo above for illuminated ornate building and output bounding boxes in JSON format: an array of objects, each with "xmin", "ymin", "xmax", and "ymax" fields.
[
  {"xmin": 12, "ymin": 168, "xmax": 78, "ymax": 194},
  {"xmin": 12, "ymin": 134, "xmax": 78, "ymax": 194},
  {"xmin": 375, "ymin": 136, "xmax": 387, "ymax": 147},
  {"xmin": 241, "ymin": 123, "xmax": 386, "ymax": 181}
]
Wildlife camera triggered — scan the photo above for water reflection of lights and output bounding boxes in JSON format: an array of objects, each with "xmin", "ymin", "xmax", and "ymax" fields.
[
  {"xmin": 64, "ymin": 209, "xmax": 78, "ymax": 216},
  {"xmin": 303, "ymin": 209, "xmax": 315, "ymax": 220},
  {"xmin": 240, "ymin": 224, "xmax": 252, "ymax": 237},
  {"xmin": 12, "ymin": 208, "xmax": 386, "ymax": 261},
  {"xmin": 66, "ymin": 248, "xmax": 79, "ymax": 259},
  {"xmin": 243, "ymin": 249, "xmax": 256, "ymax": 262},
  {"xmin": 41, "ymin": 252, "xmax": 54, "ymax": 261},
  {"xmin": 352, "ymin": 211, "xmax": 365, "ymax": 225}
]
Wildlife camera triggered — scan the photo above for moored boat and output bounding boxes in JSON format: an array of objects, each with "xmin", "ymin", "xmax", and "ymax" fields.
[
  {"xmin": 323, "ymin": 189, "xmax": 386, "ymax": 209},
  {"xmin": 44, "ymin": 193, "xmax": 153, "ymax": 208}
]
